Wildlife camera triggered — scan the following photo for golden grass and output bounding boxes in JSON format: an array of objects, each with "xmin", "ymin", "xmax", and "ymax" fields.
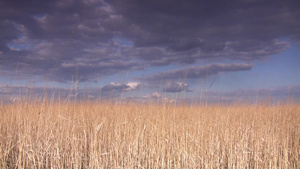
[{"xmin": 0, "ymin": 101, "xmax": 299, "ymax": 168}]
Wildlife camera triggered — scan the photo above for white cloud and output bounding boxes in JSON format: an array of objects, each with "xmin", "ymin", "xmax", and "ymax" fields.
[
  {"xmin": 126, "ymin": 82, "xmax": 141, "ymax": 90},
  {"xmin": 164, "ymin": 81, "xmax": 190, "ymax": 93},
  {"xmin": 142, "ymin": 91, "xmax": 175, "ymax": 103}
]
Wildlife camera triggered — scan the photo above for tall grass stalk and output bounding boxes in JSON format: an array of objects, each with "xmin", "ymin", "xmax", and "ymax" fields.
[{"xmin": 0, "ymin": 101, "xmax": 299, "ymax": 168}]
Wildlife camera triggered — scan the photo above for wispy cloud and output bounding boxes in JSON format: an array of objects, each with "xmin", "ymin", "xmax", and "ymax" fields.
[
  {"xmin": 1, "ymin": 83, "xmax": 299, "ymax": 104},
  {"xmin": 0, "ymin": 81, "xmax": 141, "ymax": 103},
  {"xmin": 142, "ymin": 92, "xmax": 175, "ymax": 103},
  {"xmin": 201, "ymin": 85, "xmax": 300, "ymax": 104},
  {"xmin": 139, "ymin": 63, "xmax": 253, "ymax": 82}
]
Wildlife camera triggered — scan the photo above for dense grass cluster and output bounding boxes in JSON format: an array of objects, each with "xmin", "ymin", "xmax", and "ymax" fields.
[{"xmin": 0, "ymin": 101, "xmax": 299, "ymax": 168}]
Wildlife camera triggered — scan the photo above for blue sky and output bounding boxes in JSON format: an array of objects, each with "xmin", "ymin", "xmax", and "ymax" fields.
[{"xmin": 0, "ymin": 0, "xmax": 300, "ymax": 104}]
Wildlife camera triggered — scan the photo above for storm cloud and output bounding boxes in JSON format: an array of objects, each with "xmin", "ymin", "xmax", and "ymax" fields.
[{"xmin": 0, "ymin": 0, "xmax": 299, "ymax": 83}]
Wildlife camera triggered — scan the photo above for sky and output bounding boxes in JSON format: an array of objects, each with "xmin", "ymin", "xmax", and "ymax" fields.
[{"xmin": 0, "ymin": 0, "xmax": 300, "ymax": 104}]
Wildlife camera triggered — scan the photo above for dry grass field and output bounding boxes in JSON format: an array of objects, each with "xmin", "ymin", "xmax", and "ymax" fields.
[{"xmin": 0, "ymin": 100, "xmax": 299, "ymax": 168}]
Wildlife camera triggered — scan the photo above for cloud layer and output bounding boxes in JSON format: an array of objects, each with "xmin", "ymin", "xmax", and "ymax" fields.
[
  {"xmin": 2, "ymin": 83, "xmax": 299, "ymax": 104},
  {"xmin": 139, "ymin": 63, "xmax": 253, "ymax": 82},
  {"xmin": 1, "ymin": 0, "xmax": 299, "ymax": 83}
]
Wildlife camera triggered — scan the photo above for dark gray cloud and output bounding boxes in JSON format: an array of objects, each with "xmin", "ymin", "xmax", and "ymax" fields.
[
  {"xmin": 108, "ymin": 0, "xmax": 299, "ymax": 51},
  {"xmin": 163, "ymin": 82, "xmax": 191, "ymax": 93},
  {"xmin": 0, "ymin": 0, "xmax": 133, "ymax": 82},
  {"xmin": 1, "ymin": 38, "xmax": 143, "ymax": 82},
  {"xmin": 0, "ymin": 0, "xmax": 299, "ymax": 82},
  {"xmin": 139, "ymin": 63, "xmax": 253, "ymax": 82}
]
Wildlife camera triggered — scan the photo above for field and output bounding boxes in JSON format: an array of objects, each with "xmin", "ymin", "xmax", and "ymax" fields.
[{"xmin": 0, "ymin": 100, "xmax": 299, "ymax": 168}]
